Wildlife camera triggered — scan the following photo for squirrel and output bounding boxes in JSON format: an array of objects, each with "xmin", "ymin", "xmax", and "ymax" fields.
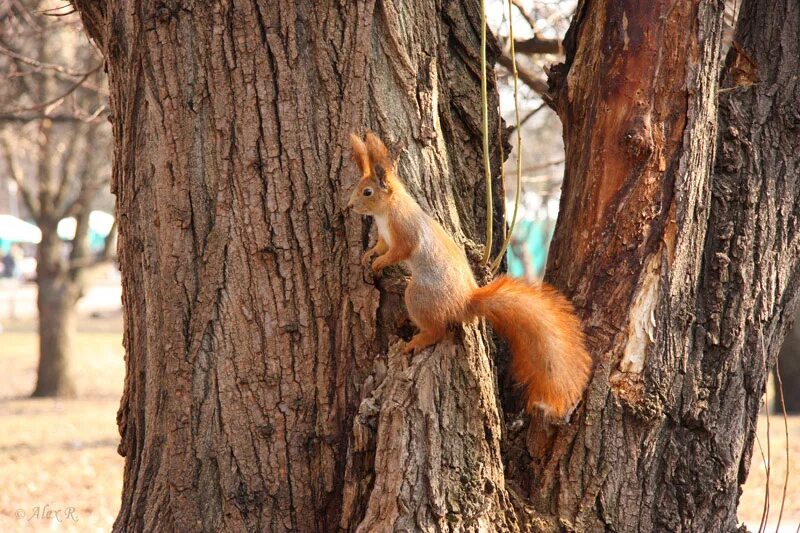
[{"xmin": 347, "ymin": 132, "xmax": 591, "ymax": 418}]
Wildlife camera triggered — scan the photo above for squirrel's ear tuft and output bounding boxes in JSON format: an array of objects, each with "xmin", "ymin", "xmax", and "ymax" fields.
[
  {"xmin": 374, "ymin": 164, "xmax": 389, "ymax": 190},
  {"xmin": 365, "ymin": 131, "xmax": 393, "ymax": 171},
  {"xmin": 350, "ymin": 133, "xmax": 370, "ymax": 175}
]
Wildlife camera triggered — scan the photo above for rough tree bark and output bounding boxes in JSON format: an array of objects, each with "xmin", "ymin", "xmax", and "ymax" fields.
[
  {"xmin": 73, "ymin": 0, "xmax": 518, "ymax": 531},
  {"xmin": 72, "ymin": 0, "xmax": 799, "ymax": 530},
  {"xmin": 504, "ymin": 0, "xmax": 799, "ymax": 530}
]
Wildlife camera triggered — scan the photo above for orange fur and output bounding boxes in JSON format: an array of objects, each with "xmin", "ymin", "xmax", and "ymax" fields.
[
  {"xmin": 350, "ymin": 133, "xmax": 371, "ymax": 175},
  {"xmin": 347, "ymin": 132, "xmax": 591, "ymax": 417},
  {"xmin": 470, "ymin": 277, "xmax": 591, "ymax": 417}
]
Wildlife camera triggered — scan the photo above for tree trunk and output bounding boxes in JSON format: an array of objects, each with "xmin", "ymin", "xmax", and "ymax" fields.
[
  {"xmin": 507, "ymin": 0, "xmax": 800, "ymax": 530},
  {"xmin": 32, "ymin": 221, "xmax": 78, "ymax": 397},
  {"xmin": 72, "ymin": 0, "xmax": 800, "ymax": 530},
  {"xmin": 73, "ymin": 1, "xmax": 512, "ymax": 531},
  {"xmin": 711, "ymin": 0, "xmax": 800, "ymax": 433}
]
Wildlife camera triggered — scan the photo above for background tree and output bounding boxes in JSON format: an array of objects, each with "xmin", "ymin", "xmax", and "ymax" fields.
[
  {"xmin": 0, "ymin": 0, "xmax": 113, "ymax": 397},
  {"xmin": 70, "ymin": 0, "xmax": 798, "ymax": 531}
]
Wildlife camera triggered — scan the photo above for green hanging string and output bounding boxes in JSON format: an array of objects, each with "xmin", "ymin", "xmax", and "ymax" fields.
[
  {"xmin": 490, "ymin": 0, "xmax": 523, "ymax": 274},
  {"xmin": 479, "ymin": 0, "xmax": 493, "ymax": 265}
]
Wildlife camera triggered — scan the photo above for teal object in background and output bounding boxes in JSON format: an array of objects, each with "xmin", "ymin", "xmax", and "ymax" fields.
[
  {"xmin": 506, "ymin": 219, "xmax": 554, "ymax": 279},
  {"xmin": 0, "ymin": 215, "xmax": 42, "ymax": 245}
]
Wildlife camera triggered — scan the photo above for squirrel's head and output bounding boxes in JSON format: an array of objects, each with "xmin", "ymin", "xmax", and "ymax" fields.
[{"xmin": 347, "ymin": 132, "xmax": 399, "ymax": 216}]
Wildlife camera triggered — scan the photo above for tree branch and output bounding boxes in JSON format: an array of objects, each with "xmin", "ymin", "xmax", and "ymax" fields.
[
  {"xmin": 0, "ymin": 112, "xmax": 107, "ymax": 123},
  {"xmin": 511, "ymin": 0, "xmax": 538, "ymax": 30},
  {"xmin": 54, "ymin": 122, "xmax": 97, "ymax": 212},
  {"xmin": 509, "ymin": 102, "xmax": 547, "ymax": 133},
  {"xmin": 515, "ymin": 36, "xmax": 563, "ymax": 55},
  {"xmin": 0, "ymin": 63, "xmax": 102, "ymax": 115},
  {"xmin": 0, "ymin": 135, "xmax": 40, "ymax": 218},
  {"xmin": 0, "ymin": 42, "xmax": 97, "ymax": 77},
  {"xmin": 508, "ymin": 1, "xmax": 564, "ymax": 56},
  {"xmin": 497, "ymin": 52, "xmax": 548, "ymax": 95}
]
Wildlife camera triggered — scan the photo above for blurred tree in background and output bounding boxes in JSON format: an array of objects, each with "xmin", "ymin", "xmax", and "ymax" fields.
[{"xmin": 0, "ymin": 0, "xmax": 113, "ymax": 397}]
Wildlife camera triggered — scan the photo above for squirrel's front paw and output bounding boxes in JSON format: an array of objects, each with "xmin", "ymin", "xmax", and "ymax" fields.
[
  {"xmin": 402, "ymin": 341, "xmax": 418, "ymax": 355},
  {"xmin": 371, "ymin": 257, "xmax": 388, "ymax": 274},
  {"xmin": 361, "ymin": 251, "xmax": 374, "ymax": 268}
]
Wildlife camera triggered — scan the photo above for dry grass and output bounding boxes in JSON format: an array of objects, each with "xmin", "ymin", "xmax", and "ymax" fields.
[
  {"xmin": 0, "ymin": 324, "xmax": 124, "ymax": 533},
  {"xmin": 739, "ymin": 402, "xmax": 800, "ymax": 532},
  {"xmin": 0, "ymin": 318, "xmax": 798, "ymax": 531}
]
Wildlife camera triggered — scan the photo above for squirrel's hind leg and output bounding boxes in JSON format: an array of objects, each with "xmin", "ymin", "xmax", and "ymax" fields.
[
  {"xmin": 404, "ymin": 280, "xmax": 452, "ymax": 354},
  {"xmin": 403, "ymin": 326, "xmax": 446, "ymax": 354}
]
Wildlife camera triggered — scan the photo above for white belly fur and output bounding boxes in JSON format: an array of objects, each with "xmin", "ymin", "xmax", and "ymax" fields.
[{"xmin": 374, "ymin": 215, "xmax": 393, "ymax": 246}]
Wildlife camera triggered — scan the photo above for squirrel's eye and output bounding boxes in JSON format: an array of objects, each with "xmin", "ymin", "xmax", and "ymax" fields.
[{"xmin": 363, "ymin": 188, "xmax": 373, "ymax": 197}]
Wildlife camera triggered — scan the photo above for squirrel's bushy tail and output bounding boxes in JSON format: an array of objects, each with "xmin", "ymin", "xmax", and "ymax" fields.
[{"xmin": 470, "ymin": 276, "xmax": 591, "ymax": 418}]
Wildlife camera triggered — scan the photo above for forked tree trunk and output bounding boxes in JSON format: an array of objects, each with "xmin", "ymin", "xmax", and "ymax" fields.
[
  {"xmin": 508, "ymin": 0, "xmax": 800, "ymax": 530},
  {"xmin": 32, "ymin": 222, "xmax": 78, "ymax": 397},
  {"xmin": 72, "ymin": 0, "xmax": 800, "ymax": 530},
  {"xmin": 73, "ymin": 1, "xmax": 512, "ymax": 530}
]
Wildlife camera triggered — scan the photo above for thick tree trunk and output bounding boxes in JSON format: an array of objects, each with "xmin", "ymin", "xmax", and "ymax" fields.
[
  {"xmin": 507, "ymin": 0, "xmax": 800, "ymax": 530},
  {"xmin": 72, "ymin": 0, "xmax": 800, "ymax": 530},
  {"xmin": 32, "ymin": 223, "xmax": 78, "ymax": 398},
  {"xmin": 708, "ymin": 0, "xmax": 800, "ymax": 483},
  {"xmin": 74, "ymin": 1, "xmax": 511, "ymax": 531}
]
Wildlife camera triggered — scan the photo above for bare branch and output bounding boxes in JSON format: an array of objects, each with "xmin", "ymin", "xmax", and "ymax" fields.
[
  {"xmin": 515, "ymin": 37, "xmax": 562, "ymax": 56},
  {"xmin": 0, "ymin": 135, "xmax": 40, "ymax": 218},
  {"xmin": 508, "ymin": 1, "xmax": 565, "ymax": 55},
  {"xmin": 510, "ymin": 0, "xmax": 538, "ymax": 31},
  {"xmin": 54, "ymin": 135, "xmax": 82, "ymax": 210},
  {"xmin": 0, "ymin": 111, "xmax": 107, "ymax": 123},
  {"xmin": 54, "ymin": 121, "xmax": 96, "ymax": 211},
  {"xmin": 0, "ymin": 43, "xmax": 97, "ymax": 77},
  {"xmin": 8, "ymin": 0, "xmax": 42, "ymax": 30},
  {"xmin": 0, "ymin": 63, "xmax": 103, "ymax": 115},
  {"xmin": 39, "ymin": 5, "xmax": 77, "ymax": 17},
  {"xmin": 509, "ymin": 102, "xmax": 547, "ymax": 133},
  {"xmin": 497, "ymin": 52, "xmax": 548, "ymax": 95}
]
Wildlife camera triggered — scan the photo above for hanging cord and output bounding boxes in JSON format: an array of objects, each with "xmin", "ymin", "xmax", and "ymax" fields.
[
  {"xmin": 490, "ymin": 0, "xmax": 523, "ymax": 274},
  {"xmin": 757, "ymin": 336, "xmax": 772, "ymax": 533},
  {"xmin": 774, "ymin": 361, "xmax": 789, "ymax": 533},
  {"xmin": 497, "ymin": 112, "xmax": 507, "ymax": 243},
  {"xmin": 479, "ymin": 0, "xmax": 493, "ymax": 265}
]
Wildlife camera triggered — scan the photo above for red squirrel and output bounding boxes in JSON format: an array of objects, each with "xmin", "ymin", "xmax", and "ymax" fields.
[{"xmin": 347, "ymin": 132, "xmax": 591, "ymax": 418}]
